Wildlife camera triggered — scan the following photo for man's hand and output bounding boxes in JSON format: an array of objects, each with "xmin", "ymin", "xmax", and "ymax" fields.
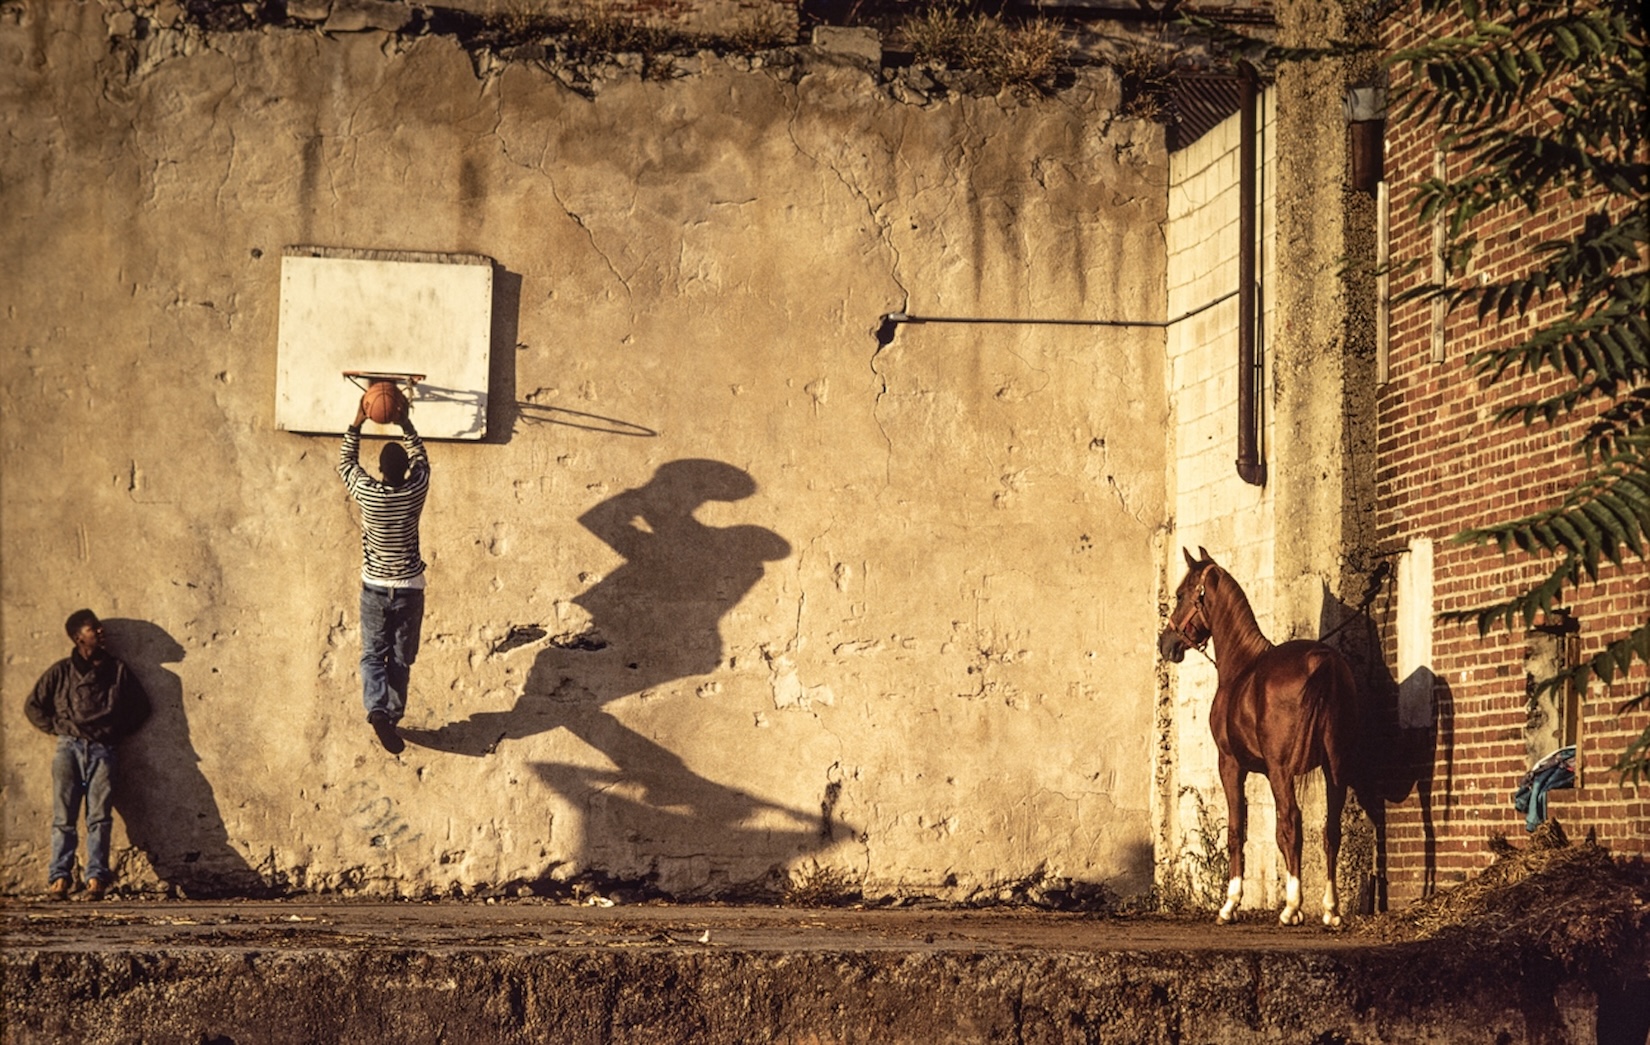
[{"xmin": 353, "ymin": 397, "xmax": 368, "ymax": 429}]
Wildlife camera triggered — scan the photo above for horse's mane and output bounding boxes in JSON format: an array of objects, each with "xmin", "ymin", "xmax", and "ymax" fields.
[{"xmin": 1204, "ymin": 565, "xmax": 1273, "ymax": 667}]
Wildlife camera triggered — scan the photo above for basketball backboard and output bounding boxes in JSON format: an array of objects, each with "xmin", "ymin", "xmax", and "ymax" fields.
[{"xmin": 275, "ymin": 246, "xmax": 494, "ymax": 439}]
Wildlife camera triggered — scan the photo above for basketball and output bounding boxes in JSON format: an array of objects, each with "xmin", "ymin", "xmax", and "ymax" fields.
[{"xmin": 362, "ymin": 381, "xmax": 406, "ymax": 424}]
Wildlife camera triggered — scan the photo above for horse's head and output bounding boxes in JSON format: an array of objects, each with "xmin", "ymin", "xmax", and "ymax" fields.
[{"xmin": 1159, "ymin": 546, "xmax": 1218, "ymax": 663}]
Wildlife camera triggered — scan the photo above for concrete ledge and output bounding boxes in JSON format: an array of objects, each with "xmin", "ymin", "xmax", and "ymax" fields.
[
  {"xmin": 3, "ymin": 902, "xmax": 1626, "ymax": 1044},
  {"xmin": 810, "ymin": 26, "xmax": 882, "ymax": 63}
]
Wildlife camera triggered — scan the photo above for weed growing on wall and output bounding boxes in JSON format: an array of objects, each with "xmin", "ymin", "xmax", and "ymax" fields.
[
  {"xmin": 900, "ymin": 5, "xmax": 1070, "ymax": 93},
  {"xmin": 782, "ymin": 861, "xmax": 865, "ymax": 906},
  {"xmin": 720, "ymin": 4, "xmax": 799, "ymax": 52},
  {"xmin": 1155, "ymin": 788, "xmax": 1229, "ymax": 913},
  {"xmin": 1115, "ymin": 44, "xmax": 1177, "ymax": 120},
  {"xmin": 483, "ymin": 0, "xmax": 795, "ymax": 61}
]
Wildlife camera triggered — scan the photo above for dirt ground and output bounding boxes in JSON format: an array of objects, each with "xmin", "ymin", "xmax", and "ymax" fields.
[
  {"xmin": 3, "ymin": 896, "xmax": 1373, "ymax": 955},
  {"xmin": 7, "ymin": 819, "xmax": 1642, "ymax": 962}
]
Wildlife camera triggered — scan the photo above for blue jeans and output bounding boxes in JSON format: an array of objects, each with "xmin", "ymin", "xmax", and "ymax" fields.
[
  {"xmin": 50, "ymin": 736, "xmax": 117, "ymax": 884},
  {"xmin": 360, "ymin": 583, "xmax": 424, "ymax": 723}
]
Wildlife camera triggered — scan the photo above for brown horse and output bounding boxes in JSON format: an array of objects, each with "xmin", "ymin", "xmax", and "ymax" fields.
[{"xmin": 1159, "ymin": 547, "xmax": 1361, "ymax": 926}]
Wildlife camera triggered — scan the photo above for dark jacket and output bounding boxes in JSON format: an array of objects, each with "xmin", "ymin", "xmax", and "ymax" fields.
[{"xmin": 24, "ymin": 653, "xmax": 151, "ymax": 743}]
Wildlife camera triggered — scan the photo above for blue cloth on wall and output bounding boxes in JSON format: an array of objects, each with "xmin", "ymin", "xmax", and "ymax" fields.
[{"xmin": 1512, "ymin": 745, "xmax": 1576, "ymax": 832}]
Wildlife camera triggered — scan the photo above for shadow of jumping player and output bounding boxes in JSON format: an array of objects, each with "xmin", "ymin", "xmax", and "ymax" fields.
[
  {"xmin": 405, "ymin": 461, "xmax": 835, "ymax": 870},
  {"xmin": 103, "ymin": 619, "xmax": 269, "ymax": 897},
  {"xmin": 563, "ymin": 458, "xmax": 793, "ymax": 692}
]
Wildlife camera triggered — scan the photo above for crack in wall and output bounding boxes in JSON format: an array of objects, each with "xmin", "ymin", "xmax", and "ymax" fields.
[
  {"xmin": 545, "ymin": 176, "xmax": 635, "ymax": 319},
  {"xmin": 479, "ymin": 92, "xmax": 632, "ymax": 322},
  {"xmin": 778, "ymin": 83, "xmax": 908, "ymax": 489},
  {"xmin": 867, "ymin": 336, "xmax": 899, "ymax": 485}
]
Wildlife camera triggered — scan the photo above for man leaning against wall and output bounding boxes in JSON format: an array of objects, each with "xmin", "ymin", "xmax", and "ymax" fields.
[{"xmin": 23, "ymin": 609, "xmax": 152, "ymax": 900}]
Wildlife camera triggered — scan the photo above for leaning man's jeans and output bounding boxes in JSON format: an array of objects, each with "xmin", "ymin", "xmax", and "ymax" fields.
[
  {"xmin": 51, "ymin": 736, "xmax": 117, "ymax": 885},
  {"xmin": 360, "ymin": 583, "xmax": 424, "ymax": 723}
]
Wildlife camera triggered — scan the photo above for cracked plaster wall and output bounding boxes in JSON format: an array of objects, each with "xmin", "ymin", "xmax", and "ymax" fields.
[{"xmin": 0, "ymin": 0, "xmax": 1168, "ymax": 899}]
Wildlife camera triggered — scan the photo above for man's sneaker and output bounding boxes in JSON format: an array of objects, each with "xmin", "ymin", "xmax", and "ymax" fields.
[
  {"xmin": 368, "ymin": 710, "xmax": 405, "ymax": 754},
  {"xmin": 47, "ymin": 878, "xmax": 70, "ymax": 901},
  {"xmin": 85, "ymin": 878, "xmax": 110, "ymax": 901}
]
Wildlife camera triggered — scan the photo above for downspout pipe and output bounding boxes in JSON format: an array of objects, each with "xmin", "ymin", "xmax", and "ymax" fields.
[{"xmin": 1236, "ymin": 62, "xmax": 1267, "ymax": 487}]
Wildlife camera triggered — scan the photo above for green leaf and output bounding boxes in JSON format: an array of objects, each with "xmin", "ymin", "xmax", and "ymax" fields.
[{"xmin": 1552, "ymin": 24, "xmax": 1579, "ymax": 58}]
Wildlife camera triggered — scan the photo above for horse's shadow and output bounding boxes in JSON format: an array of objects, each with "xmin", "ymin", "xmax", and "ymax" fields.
[
  {"xmin": 104, "ymin": 618, "xmax": 271, "ymax": 898},
  {"xmin": 405, "ymin": 459, "xmax": 845, "ymax": 884},
  {"xmin": 1319, "ymin": 579, "xmax": 1457, "ymax": 909}
]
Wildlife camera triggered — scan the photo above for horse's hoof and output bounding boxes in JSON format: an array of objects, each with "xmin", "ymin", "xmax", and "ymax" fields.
[
  {"xmin": 1323, "ymin": 912, "xmax": 1342, "ymax": 928},
  {"xmin": 1278, "ymin": 908, "xmax": 1304, "ymax": 926}
]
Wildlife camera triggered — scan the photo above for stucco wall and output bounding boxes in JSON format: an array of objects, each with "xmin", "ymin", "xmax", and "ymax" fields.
[{"xmin": 1, "ymin": 2, "xmax": 1169, "ymax": 899}]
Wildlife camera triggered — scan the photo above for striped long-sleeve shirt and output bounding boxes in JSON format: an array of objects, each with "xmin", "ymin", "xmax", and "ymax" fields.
[{"xmin": 338, "ymin": 427, "xmax": 430, "ymax": 586}]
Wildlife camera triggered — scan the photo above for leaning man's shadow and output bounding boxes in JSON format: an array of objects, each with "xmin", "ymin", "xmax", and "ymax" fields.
[{"xmin": 105, "ymin": 619, "xmax": 270, "ymax": 898}]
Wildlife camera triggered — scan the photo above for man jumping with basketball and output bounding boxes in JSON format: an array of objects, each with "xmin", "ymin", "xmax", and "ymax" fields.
[{"xmin": 339, "ymin": 390, "xmax": 429, "ymax": 755}]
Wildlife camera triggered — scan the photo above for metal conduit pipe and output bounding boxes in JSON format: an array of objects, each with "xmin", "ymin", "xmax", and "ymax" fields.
[
  {"xmin": 1236, "ymin": 61, "xmax": 1267, "ymax": 487},
  {"xmin": 871, "ymin": 290, "xmax": 1240, "ymax": 347}
]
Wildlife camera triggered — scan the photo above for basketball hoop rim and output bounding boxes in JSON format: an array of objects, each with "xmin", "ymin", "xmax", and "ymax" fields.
[{"xmin": 342, "ymin": 370, "xmax": 426, "ymax": 391}]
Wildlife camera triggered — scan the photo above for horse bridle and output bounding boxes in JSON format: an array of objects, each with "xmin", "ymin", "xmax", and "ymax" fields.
[{"xmin": 1166, "ymin": 569, "xmax": 1217, "ymax": 666}]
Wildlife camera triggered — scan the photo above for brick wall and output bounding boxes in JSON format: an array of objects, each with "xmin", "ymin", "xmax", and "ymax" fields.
[{"xmin": 1375, "ymin": 0, "xmax": 1650, "ymax": 906}]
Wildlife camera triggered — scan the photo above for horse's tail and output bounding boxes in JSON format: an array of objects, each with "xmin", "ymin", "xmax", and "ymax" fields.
[{"xmin": 1291, "ymin": 647, "xmax": 1358, "ymax": 785}]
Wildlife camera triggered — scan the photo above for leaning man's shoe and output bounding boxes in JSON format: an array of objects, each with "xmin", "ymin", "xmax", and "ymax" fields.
[
  {"xmin": 47, "ymin": 878, "xmax": 70, "ymax": 901},
  {"xmin": 85, "ymin": 878, "xmax": 110, "ymax": 901},
  {"xmin": 368, "ymin": 709, "xmax": 406, "ymax": 754}
]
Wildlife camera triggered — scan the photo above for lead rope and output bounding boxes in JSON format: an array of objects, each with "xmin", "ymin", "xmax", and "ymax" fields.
[{"xmin": 1318, "ymin": 561, "xmax": 1393, "ymax": 645}]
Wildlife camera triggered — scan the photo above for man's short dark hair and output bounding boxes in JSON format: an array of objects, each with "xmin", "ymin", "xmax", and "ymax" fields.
[
  {"xmin": 65, "ymin": 608, "xmax": 99, "ymax": 638},
  {"xmin": 379, "ymin": 442, "xmax": 409, "ymax": 485}
]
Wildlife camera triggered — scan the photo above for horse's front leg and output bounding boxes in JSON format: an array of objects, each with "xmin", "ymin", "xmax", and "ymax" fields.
[
  {"xmin": 1268, "ymin": 769, "xmax": 1304, "ymax": 925},
  {"xmin": 1218, "ymin": 754, "xmax": 1246, "ymax": 924}
]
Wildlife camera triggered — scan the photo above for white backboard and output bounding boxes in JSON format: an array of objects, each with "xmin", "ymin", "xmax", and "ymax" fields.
[{"xmin": 275, "ymin": 248, "xmax": 493, "ymax": 440}]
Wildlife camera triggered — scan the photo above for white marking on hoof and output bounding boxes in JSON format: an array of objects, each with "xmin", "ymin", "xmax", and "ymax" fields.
[
  {"xmin": 1322, "ymin": 880, "xmax": 1342, "ymax": 927},
  {"xmin": 1217, "ymin": 876, "xmax": 1242, "ymax": 923},
  {"xmin": 1279, "ymin": 875, "xmax": 1303, "ymax": 925}
]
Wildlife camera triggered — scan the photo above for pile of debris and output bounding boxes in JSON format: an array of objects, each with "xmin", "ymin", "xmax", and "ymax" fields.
[{"xmin": 1358, "ymin": 818, "xmax": 1650, "ymax": 984}]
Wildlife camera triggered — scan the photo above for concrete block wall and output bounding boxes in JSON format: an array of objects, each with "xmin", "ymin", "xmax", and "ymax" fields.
[{"xmin": 1159, "ymin": 90, "xmax": 1286, "ymax": 913}]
